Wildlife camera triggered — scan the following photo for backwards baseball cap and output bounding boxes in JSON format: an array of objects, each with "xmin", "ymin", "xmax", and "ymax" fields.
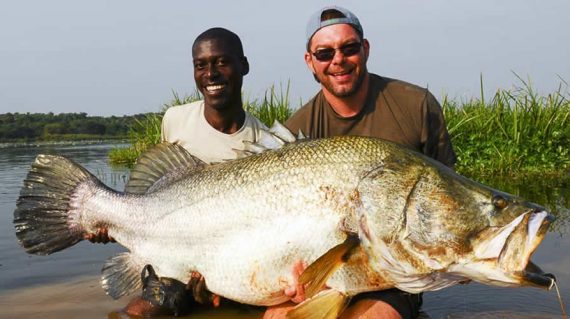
[{"xmin": 306, "ymin": 6, "xmax": 363, "ymax": 49}]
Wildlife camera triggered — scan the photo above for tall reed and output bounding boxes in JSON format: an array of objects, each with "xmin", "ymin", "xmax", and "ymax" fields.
[
  {"xmin": 443, "ymin": 76, "xmax": 570, "ymax": 178},
  {"xmin": 244, "ymin": 82, "xmax": 294, "ymax": 126}
]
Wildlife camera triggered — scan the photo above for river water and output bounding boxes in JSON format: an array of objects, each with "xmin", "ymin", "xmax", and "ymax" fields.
[{"xmin": 0, "ymin": 143, "xmax": 568, "ymax": 318}]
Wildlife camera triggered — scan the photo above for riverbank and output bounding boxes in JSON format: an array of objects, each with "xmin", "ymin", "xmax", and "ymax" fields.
[
  {"xmin": 0, "ymin": 139, "xmax": 128, "ymax": 149},
  {"xmin": 0, "ymin": 112, "xmax": 147, "ymax": 144},
  {"xmin": 0, "ymin": 276, "xmax": 125, "ymax": 319}
]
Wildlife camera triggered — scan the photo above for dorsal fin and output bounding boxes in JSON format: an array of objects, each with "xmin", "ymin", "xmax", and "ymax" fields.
[{"xmin": 125, "ymin": 142, "xmax": 206, "ymax": 194}]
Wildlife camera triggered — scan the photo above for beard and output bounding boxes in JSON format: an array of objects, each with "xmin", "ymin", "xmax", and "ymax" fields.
[{"xmin": 317, "ymin": 65, "xmax": 367, "ymax": 98}]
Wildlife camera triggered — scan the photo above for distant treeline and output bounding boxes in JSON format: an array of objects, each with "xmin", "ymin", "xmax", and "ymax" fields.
[{"xmin": 0, "ymin": 112, "xmax": 153, "ymax": 143}]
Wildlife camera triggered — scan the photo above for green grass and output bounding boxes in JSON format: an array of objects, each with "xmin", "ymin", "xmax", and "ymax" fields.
[
  {"xmin": 443, "ymin": 75, "xmax": 570, "ymax": 178},
  {"xmin": 244, "ymin": 82, "xmax": 294, "ymax": 126}
]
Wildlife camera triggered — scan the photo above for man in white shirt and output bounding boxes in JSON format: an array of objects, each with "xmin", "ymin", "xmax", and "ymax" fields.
[
  {"xmin": 161, "ymin": 27, "xmax": 267, "ymax": 164},
  {"xmin": 161, "ymin": 100, "xmax": 266, "ymax": 164}
]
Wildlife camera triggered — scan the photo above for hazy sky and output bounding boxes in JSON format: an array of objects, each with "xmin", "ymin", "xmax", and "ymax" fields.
[{"xmin": 1, "ymin": 0, "xmax": 568, "ymax": 116}]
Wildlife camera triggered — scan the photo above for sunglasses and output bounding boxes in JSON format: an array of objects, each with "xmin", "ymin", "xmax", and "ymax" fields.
[{"xmin": 311, "ymin": 42, "xmax": 362, "ymax": 62}]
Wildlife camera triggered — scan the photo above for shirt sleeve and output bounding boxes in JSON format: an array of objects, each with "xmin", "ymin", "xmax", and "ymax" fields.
[
  {"xmin": 284, "ymin": 106, "xmax": 311, "ymax": 137},
  {"xmin": 160, "ymin": 110, "xmax": 169, "ymax": 143},
  {"xmin": 423, "ymin": 91, "xmax": 457, "ymax": 168}
]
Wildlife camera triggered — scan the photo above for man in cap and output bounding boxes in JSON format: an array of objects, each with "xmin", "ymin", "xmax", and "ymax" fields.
[
  {"xmin": 287, "ymin": 6, "xmax": 455, "ymax": 168},
  {"xmin": 278, "ymin": 5, "xmax": 457, "ymax": 319}
]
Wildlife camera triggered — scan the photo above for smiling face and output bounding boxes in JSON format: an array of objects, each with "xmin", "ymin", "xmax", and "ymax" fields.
[
  {"xmin": 192, "ymin": 38, "xmax": 248, "ymax": 111},
  {"xmin": 305, "ymin": 24, "xmax": 370, "ymax": 97}
]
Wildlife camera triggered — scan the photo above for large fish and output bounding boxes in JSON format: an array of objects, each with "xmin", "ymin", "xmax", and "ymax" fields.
[{"xmin": 14, "ymin": 124, "xmax": 555, "ymax": 319}]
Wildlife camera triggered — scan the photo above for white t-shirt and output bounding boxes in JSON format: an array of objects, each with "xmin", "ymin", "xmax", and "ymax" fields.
[{"xmin": 161, "ymin": 100, "xmax": 267, "ymax": 164}]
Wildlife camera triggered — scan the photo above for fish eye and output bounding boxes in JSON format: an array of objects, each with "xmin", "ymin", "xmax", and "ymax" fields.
[{"xmin": 492, "ymin": 195, "xmax": 508, "ymax": 210}]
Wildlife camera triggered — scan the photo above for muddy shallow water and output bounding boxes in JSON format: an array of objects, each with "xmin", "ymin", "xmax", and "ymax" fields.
[{"xmin": 0, "ymin": 143, "xmax": 568, "ymax": 318}]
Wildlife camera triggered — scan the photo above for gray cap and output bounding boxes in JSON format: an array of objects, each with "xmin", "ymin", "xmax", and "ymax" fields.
[{"xmin": 306, "ymin": 6, "xmax": 363, "ymax": 49}]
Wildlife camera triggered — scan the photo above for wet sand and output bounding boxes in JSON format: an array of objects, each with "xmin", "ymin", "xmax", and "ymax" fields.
[
  {"xmin": 0, "ymin": 275, "xmax": 264, "ymax": 319},
  {"xmin": 0, "ymin": 276, "xmax": 124, "ymax": 319}
]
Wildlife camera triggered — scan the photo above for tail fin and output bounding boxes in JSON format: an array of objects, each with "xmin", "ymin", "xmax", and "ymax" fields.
[{"xmin": 14, "ymin": 154, "xmax": 99, "ymax": 255}]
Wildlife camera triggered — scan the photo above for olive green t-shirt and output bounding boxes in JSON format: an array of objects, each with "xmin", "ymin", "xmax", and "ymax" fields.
[{"xmin": 285, "ymin": 74, "xmax": 456, "ymax": 167}]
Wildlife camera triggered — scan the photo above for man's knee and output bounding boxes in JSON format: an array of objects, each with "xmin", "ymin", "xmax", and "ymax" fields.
[
  {"xmin": 341, "ymin": 299, "xmax": 402, "ymax": 319},
  {"xmin": 349, "ymin": 290, "xmax": 422, "ymax": 319},
  {"xmin": 263, "ymin": 302, "xmax": 296, "ymax": 319}
]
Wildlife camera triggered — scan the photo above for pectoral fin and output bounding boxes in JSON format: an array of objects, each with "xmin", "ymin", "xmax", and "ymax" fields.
[
  {"xmin": 299, "ymin": 235, "xmax": 360, "ymax": 298},
  {"xmin": 286, "ymin": 289, "xmax": 351, "ymax": 319}
]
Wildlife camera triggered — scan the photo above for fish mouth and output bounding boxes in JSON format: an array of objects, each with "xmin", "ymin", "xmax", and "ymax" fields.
[{"xmin": 499, "ymin": 210, "xmax": 556, "ymax": 288}]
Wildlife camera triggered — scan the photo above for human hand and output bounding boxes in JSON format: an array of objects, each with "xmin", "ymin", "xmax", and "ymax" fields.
[
  {"xmin": 284, "ymin": 260, "xmax": 308, "ymax": 304},
  {"xmin": 263, "ymin": 302, "xmax": 296, "ymax": 319},
  {"xmin": 187, "ymin": 271, "xmax": 221, "ymax": 307},
  {"xmin": 122, "ymin": 296, "xmax": 162, "ymax": 317},
  {"xmin": 84, "ymin": 227, "xmax": 115, "ymax": 244}
]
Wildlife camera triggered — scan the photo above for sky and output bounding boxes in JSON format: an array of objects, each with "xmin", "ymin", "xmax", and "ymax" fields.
[{"xmin": 0, "ymin": 0, "xmax": 569, "ymax": 116}]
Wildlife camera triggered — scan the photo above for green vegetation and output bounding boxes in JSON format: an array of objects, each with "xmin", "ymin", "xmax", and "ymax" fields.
[
  {"xmin": 244, "ymin": 82, "xmax": 294, "ymax": 125},
  {"xmin": 443, "ymin": 76, "xmax": 570, "ymax": 178},
  {"xmin": 110, "ymin": 79, "xmax": 570, "ymax": 177},
  {"xmin": 0, "ymin": 112, "xmax": 142, "ymax": 143}
]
